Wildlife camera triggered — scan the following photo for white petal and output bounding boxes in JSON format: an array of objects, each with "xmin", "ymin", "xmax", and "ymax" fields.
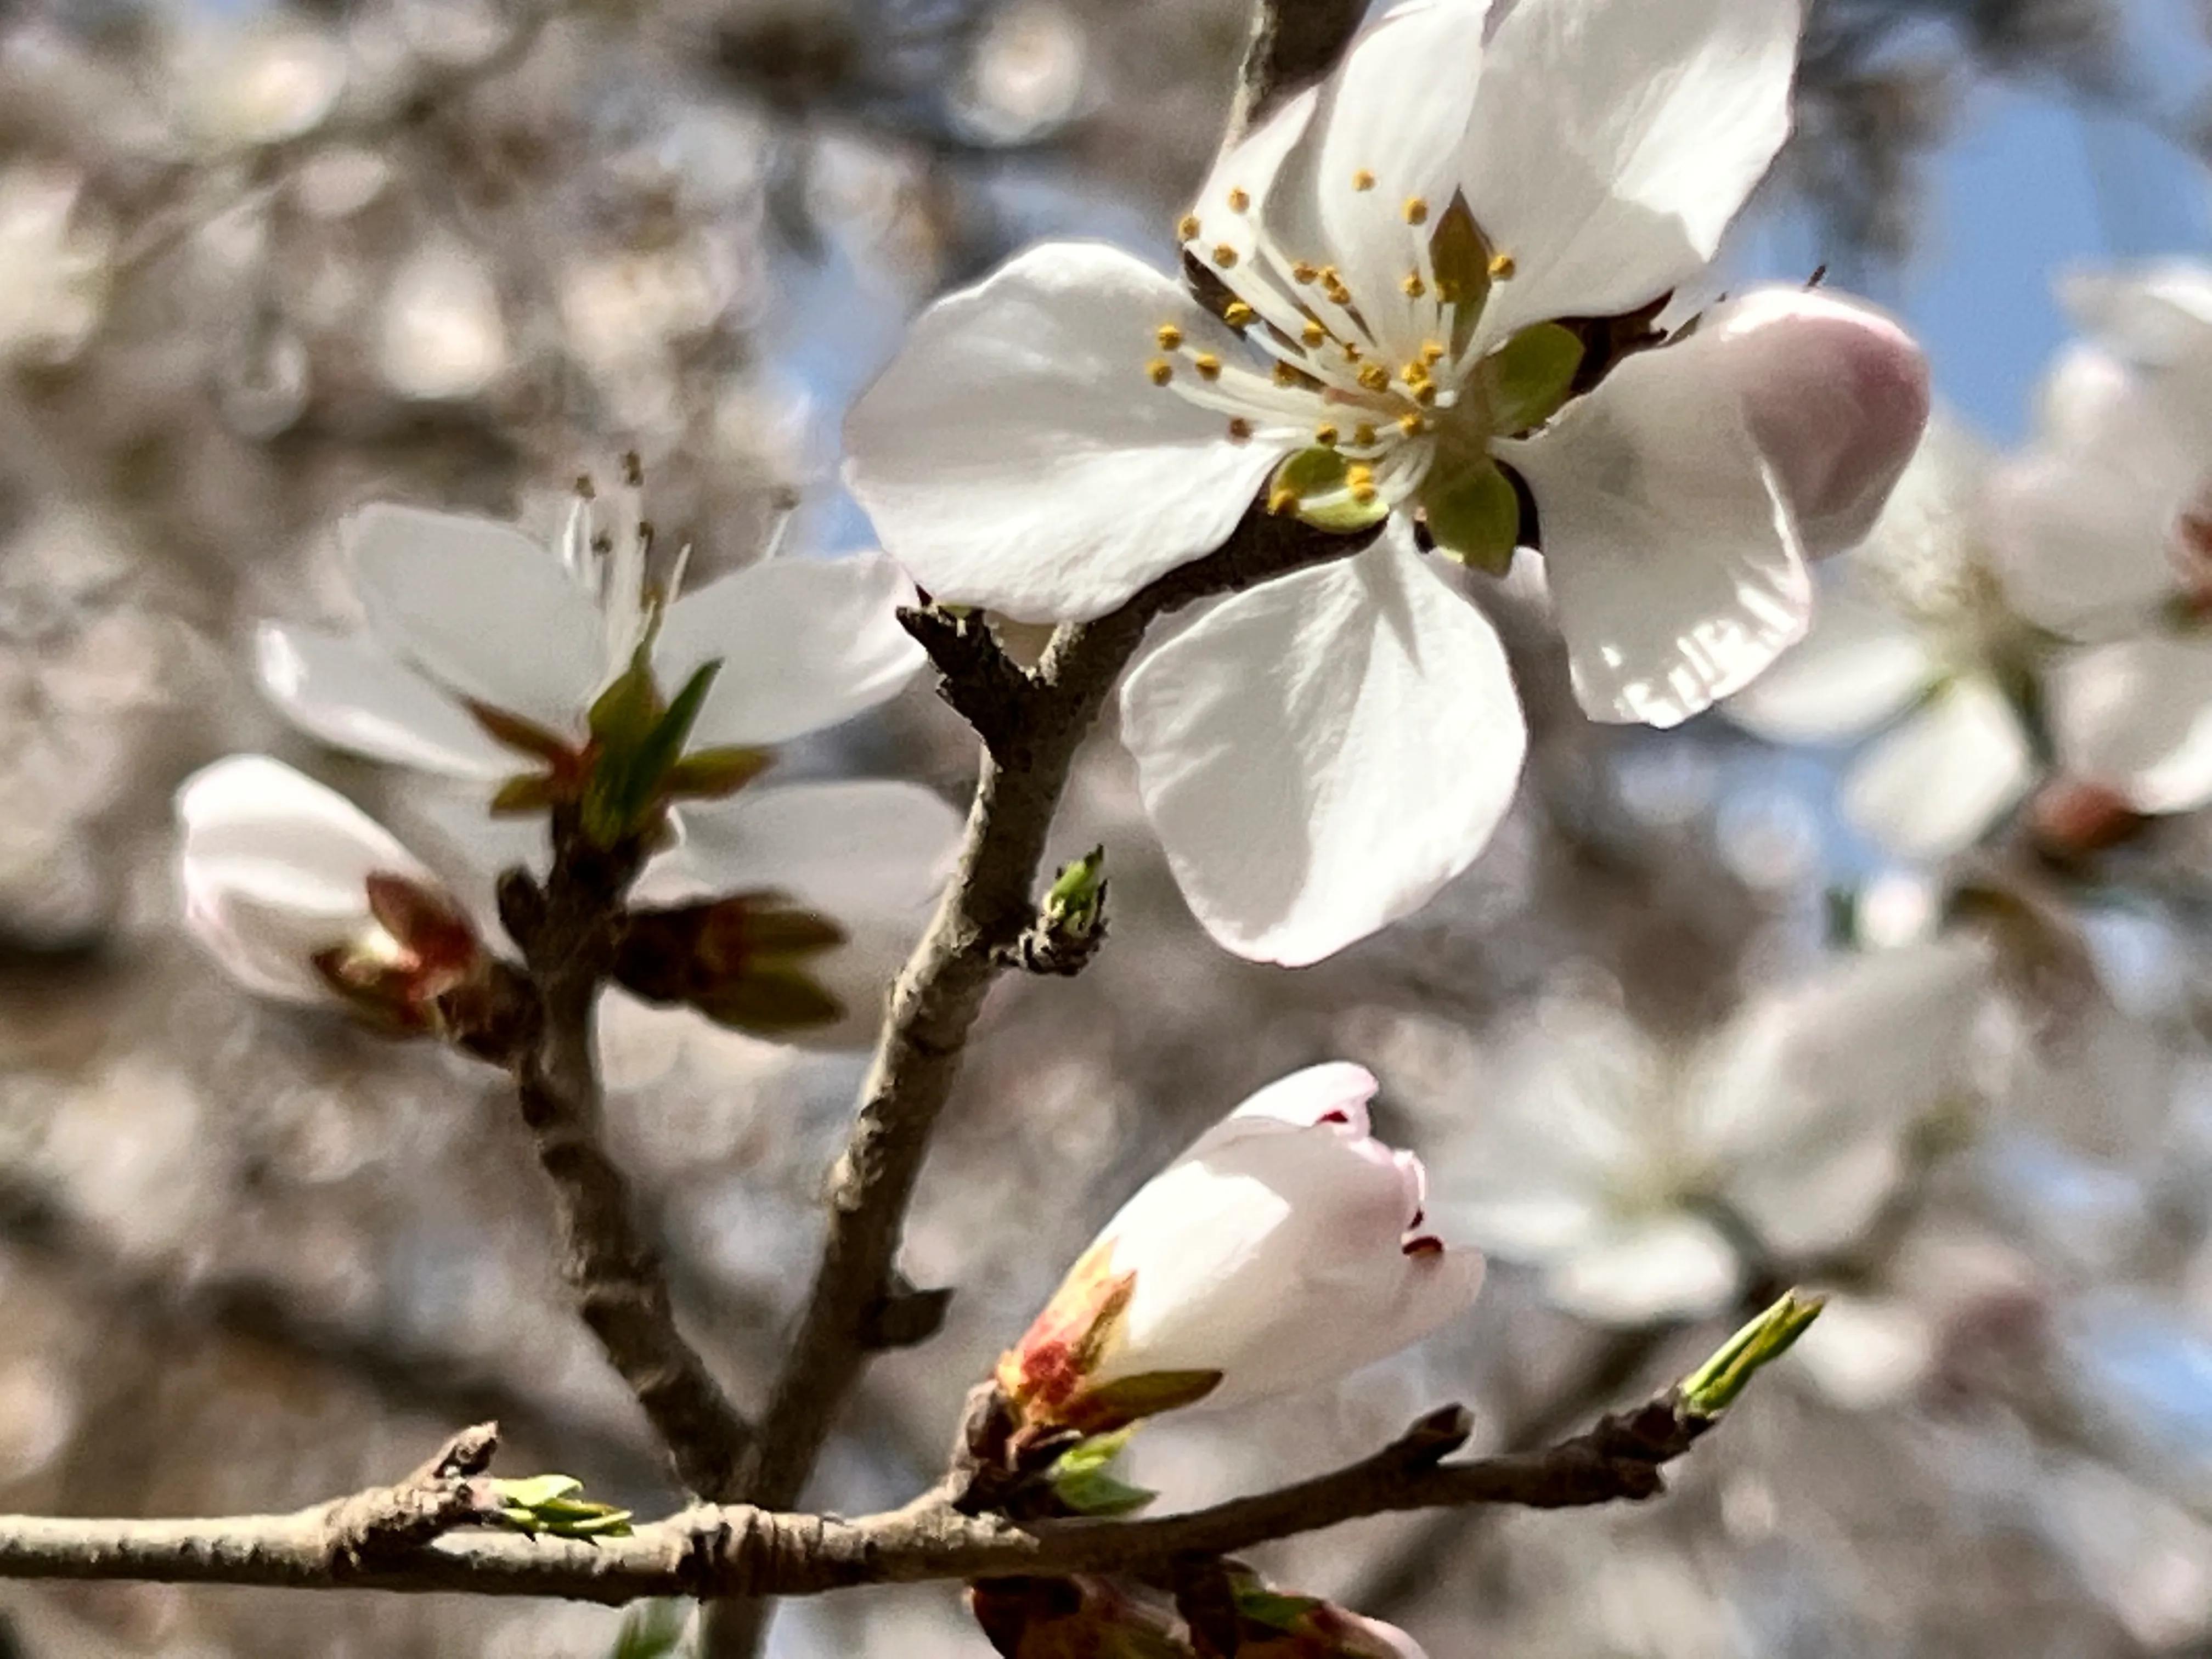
[
  {"xmin": 1546, "ymin": 1212, "xmax": 1742, "ymax": 1325},
  {"xmin": 843, "ymin": 242, "xmax": 1288, "ymax": 623},
  {"xmin": 255, "ymin": 623, "xmax": 513, "ymax": 778},
  {"xmin": 1722, "ymin": 583, "xmax": 1937, "ymax": 744},
  {"xmin": 2060, "ymin": 260, "xmax": 2212, "ymax": 370},
  {"xmin": 1459, "ymin": 0, "xmax": 1800, "ymax": 347},
  {"xmin": 2051, "ymin": 636, "xmax": 2212, "ymax": 814},
  {"xmin": 175, "ymin": 754, "xmax": 430, "ymax": 1002},
  {"xmin": 1506, "ymin": 328, "xmax": 1810, "ymax": 729},
  {"xmin": 1226, "ymin": 1061, "xmax": 1382, "ymax": 1134},
  {"xmin": 655, "ymin": 552, "xmax": 923, "ymax": 748},
  {"xmin": 634, "ymin": 779, "xmax": 963, "ymax": 913},
  {"xmin": 345, "ymin": 503, "xmax": 605, "ymax": 731},
  {"xmin": 1295, "ymin": 0, "xmax": 1494, "ymax": 364},
  {"xmin": 1119, "ymin": 529, "xmax": 1526, "ymax": 966},
  {"xmin": 1700, "ymin": 286, "xmax": 1929, "ymax": 560},
  {"xmin": 1841, "ymin": 677, "xmax": 2035, "ymax": 859}
]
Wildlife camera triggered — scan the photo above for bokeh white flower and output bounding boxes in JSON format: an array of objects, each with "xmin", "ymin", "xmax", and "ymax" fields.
[
  {"xmin": 847, "ymin": 0, "xmax": 1927, "ymax": 964},
  {"xmin": 1440, "ymin": 940, "xmax": 1994, "ymax": 1324}
]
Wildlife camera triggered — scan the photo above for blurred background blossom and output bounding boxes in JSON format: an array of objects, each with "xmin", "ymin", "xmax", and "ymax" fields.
[{"xmin": 7, "ymin": 0, "xmax": 2212, "ymax": 1656}]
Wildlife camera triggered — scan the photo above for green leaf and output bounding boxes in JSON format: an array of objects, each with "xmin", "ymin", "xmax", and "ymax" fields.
[
  {"xmin": 1483, "ymin": 321, "xmax": 1585, "ymax": 433},
  {"xmin": 1677, "ymin": 1288, "xmax": 1826, "ymax": 1418},
  {"xmin": 691, "ymin": 966, "xmax": 847, "ymax": 1036},
  {"xmin": 583, "ymin": 658, "xmax": 725, "ymax": 844},
  {"xmin": 489, "ymin": 773, "xmax": 557, "ymax": 816},
  {"xmin": 586, "ymin": 650, "xmax": 665, "ymax": 751},
  {"xmin": 1421, "ymin": 461, "xmax": 1520, "ymax": 577},
  {"xmin": 466, "ymin": 701, "xmax": 579, "ymax": 765},
  {"xmin": 492, "ymin": 1474, "xmax": 585, "ymax": 1508},
  {"xmin": 1047, "ymin": 1426, "xmax": 1156, "ymax": 1517},
  {"xmin": 487, "ymin": 1472, "xmax": 635, "ymax": 1539},
  {"xmin": 1231, "ymin": 1588, "xmax": 1327, "ymax": 1635},
  {"xmin": 1044, "ymin": 846, "xmax": 1108, "ymax": 939}
]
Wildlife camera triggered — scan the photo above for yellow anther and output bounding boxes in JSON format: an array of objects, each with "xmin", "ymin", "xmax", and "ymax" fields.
[
  {"xmin": 1356, "ymin": 362, "xmax": 1391, "ymax": 392},
  {"xmin": 1314, "ymin": 422, "xmax": 1341, "ymax": 445},
  {"xmin": 1222, "ymin": 301, "xmax": 1256, "ymax": 328},
  {"xmin": 1421, "ymin": 340, "xmax": 1447, "ymax": 365},
  {"xmin": 1413, "ymin": 380, "xmax": 1439, "ymax": 406},
  {"xmin": 1273, "ymin": 361, "xmax": 1304, "ymax": 386},
  {"xmin": 1402, "ymin": 273, "xmax": 1427, "ymax": 298},
  {"xmin": 1193, "ymin": 353, "xmax": 1223, "ymax": 381},
  {"xmin": 1401, "ymin": 361, "xmax": 1430, "ymax": 386},
  {"xmin": 1489, "ymin": 251, "xmax": 1516, "ymax": 279},
  {"xmin": 1155, "ymin": 323, "xmax": 1184, "ymax": 351},
  {"xmin": 1351, "ymin": 481, "xmax": 1379, "ymax": 505},
  {"xmin": 1403, "ymin": 196, "xmax": 1429, "ymax": 225},
  {"xmin": 1227, "ymin": 417, "xmax": 1254, "ymax": 442},
  {"xmin": 1352, "ymin": 168, "xmax": 1376, "ymax": 191},
  {"xmin": 1353, "ymin": 424, "xmax": 1378, "ymax": 447},
  {"xmin": 1212, "ymin": 244, "xmax": 1240, "ymax": 269},
  {"xmin": 1267, "ymin": 485, "xmax": 1301, "ymax": 515},
  {"xmin": 1147, "ymin": 358, "xmax": 1175, "ymax": 386},
  {"xmin": 1227, "ymin": 187, "xmax": 1251, "ymax": 212},
  {"xmin": 1177, "ymin": 214, "xmax": 1201, "ymax": 241},
  {"xmin": 1301, "ymin": 319, "xmax": 1328, "ymax": 347},
  {"xmin": 1346, "ymin": 462, "xmax": 1376, "ymax": 489},
  {"xmin": 1397, "ymin": 411, "xmax": 1429, "ymax": 436},
  {"xmin": 1341, "ymin": 340, "xmax": 1362, "ymax": 362},
  {"xmin": 1291, "ymin": 261, "xmax": 1320, "ymax": 284}
]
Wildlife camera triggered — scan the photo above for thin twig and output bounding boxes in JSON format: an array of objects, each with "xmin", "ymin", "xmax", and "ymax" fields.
[
  {"xmin": 494, "ymin": 811, "xmax": 755, "ymax": 1501},
  {"xmin": 0, "ymin": 1389, "xmax": 1721, "ymax": 1601}
]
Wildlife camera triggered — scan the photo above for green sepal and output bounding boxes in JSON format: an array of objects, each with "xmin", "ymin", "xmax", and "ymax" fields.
[
  {"xmin": 1231, "ymin": 1587, "xmax": 1328, "ymax": 1635},
  {"xmin": 1427, "ymin": 191, "xmax": 1494, "ymax": 356},
  {"xmin": 1677, "ymin": 1288, "xmax": 1825, "ymax": 1418},
  {"xmin": 583, "ymin": 658, "xmax": 724, "ymax": 845},
  {"xmin": 466, "ymin": 701, "xmax": 579, "ymax": 766},
  {"xmin": 1483, "ymin": 321, "xmax": 1585, "ymax": 433},
  {"xmin": 1421, "ymin": 462, "xmax": 1520, "ymax": 576},
  {"xmin": 1275, "ymin": 445, "xmax": 1350, "ymax": 498},
  {"xmin": 586, "ymin": 648, "xmax": 665, "ymax": 752},
  {"xmin": 663, "ymin": 744, "xmax": 773, "ymax": 802},
  {"xmin": 1297, "ymin": 492, "xmax": 1391, "ymax": 533},
  {"xmin": 489, "ymin": 773, "xmax": 557, "ymax": 816},
  {"xmin": 1047, "ymin": 1426, "xmax": 1156, "ymax": 1517},
  {"xmin": 1079, "ymin": 1368, "xmax": 1223, "ymax": 1423},
  {"xmin": 1271, "ymin": 448, "xmax": 1390, "ymax": 533},
  {"xmin": 690, "ymin": 966, "xmax": 847, "ymax": 1036}
]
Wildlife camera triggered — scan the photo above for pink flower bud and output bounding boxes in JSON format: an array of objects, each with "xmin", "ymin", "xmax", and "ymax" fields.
[
  {"xmin": 1702, "ymin": 285, "xmax": 1931, "ymax": 560},
  {"xmin": 996, "ymin": 1064, "xmax": 1482, "ymax": 1437},
  {"xmin": 176, "ymin": 754, "xmax": 482, "ymax": 1027}
]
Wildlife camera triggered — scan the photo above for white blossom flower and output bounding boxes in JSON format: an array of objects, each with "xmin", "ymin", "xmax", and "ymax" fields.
[
  {"xmin": 255, "ymin": 485, "xmax": 961, "ymax": 1045},
  {"xmin": 1987, "ymin": 262, "xmax": 2212, "ymax": 817},
  {"xmin": 996, "ymin": 1062, "xmax": 1482, "ymax": 1436},
  {"xmin": 1725, "ymin": 418, "xmax": 2043, "ymax": 860},
  {"xmin": 1440, "ymin": 940, "xmax": 1993, "ymax": 1325},
  {"xmin": 176, "ymin": 754, "xmax": 483, "ymax": 1024},
  {"xmin": 847, "ymin": 0, "xmax": 1927, "ymax": 964}
]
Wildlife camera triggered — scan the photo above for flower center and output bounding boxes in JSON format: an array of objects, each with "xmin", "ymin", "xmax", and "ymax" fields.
[{"xmin": 1144, "ymin": 171, "xmax": 1581, "ymax": 566}]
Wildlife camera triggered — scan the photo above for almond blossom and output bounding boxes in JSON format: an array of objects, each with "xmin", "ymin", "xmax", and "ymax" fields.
[
  {"xmin": 253, "ymin": 479, "xmax": 962, "ymax": 1045},
  {"xmin": 1989, "ymin": 261, "xmax": 2212, "ymax": 819},
  {"xmin": 996, "ymin": 1062, "xmax": 1482, "ymax": 1437},
  {"xmin": 1725, "ymin": 417, "xmax": 2045, "ymax": 860},
  {"xmin": 846, "ymin": 0, "xmax": 1928, "ymax": 965},
  {"xmin": 176, "ymin": 754, "xmax": 485, "ymax": 1029},
  {"xmin": 1438, "ymin": 940, "xmax": 1993, "ymax": 1324}
]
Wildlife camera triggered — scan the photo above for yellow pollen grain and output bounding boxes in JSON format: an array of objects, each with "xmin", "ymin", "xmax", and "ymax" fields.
[
  {"xmin": 1402, "ymin": 273, "xmax": 1427, "ymax": 298},
  {"xmin": 1357, "ymin": 362, "xmax": 1391, "ymax": 392},
  {"xmin": 1268, "ymin": 486, "xmax": 1301, "ymax": 515},
  {"xmin": 1301, "ymin": 319, "xmax": 1328, "ymax": 347},
  {"xmin": 1397, "ymin": 412, "xmax": 1428, "ymax": 436},
  {"xmin": 1147, "ymin": 358, "xmax": 1175, "ymax": 386},
  {"xmin": 1227, "ymin": 187, "xmax": 1251, "ymax": 212},
  {"xmin": 1227, "ymin": 417, "xmax": 1254, "ymax": 442},
  {"xmin": 1402, "ymin": 196, "xmax": 1429, "ymax": 225},
  {"xmin": 1421, "ymin": 341, "xmax": 1447, "ymax": 365},
  {"xmin": 1212, "ymin": 244, "xmax": 1240, "ymax": 269},
  {"xmin": 1222, "ymin": 301, "xmax": 1255, "ymax": 328},
  {"xmin": 1291, "ymin": 261, "xmax": 1320, "ymax": 284},
  {"xmin": 1193, "ymin": 353, "xmax": 1223, "ymax": 381},
  {"xmin": 1155, "ymin": 323, "xmax": 1184, "ymax": 351},
  {"xmin": 1352, "ymin": 168, "xmax": 1376, "ymax": 191},
  {"xmin": 1353, "ymin": 423, "xmax": 1378, "ymax": 447},
  {"xmin": 1489, "ymin": 252, "xmax": 1517, "ymax": 279},
  {"xmin": 1177, "ymin": 214, "xmax": 1201, "ymax": 241},
  {"xmin": 1314, "ymin": 422, "xmax": 1341, "ymax": 445}
]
